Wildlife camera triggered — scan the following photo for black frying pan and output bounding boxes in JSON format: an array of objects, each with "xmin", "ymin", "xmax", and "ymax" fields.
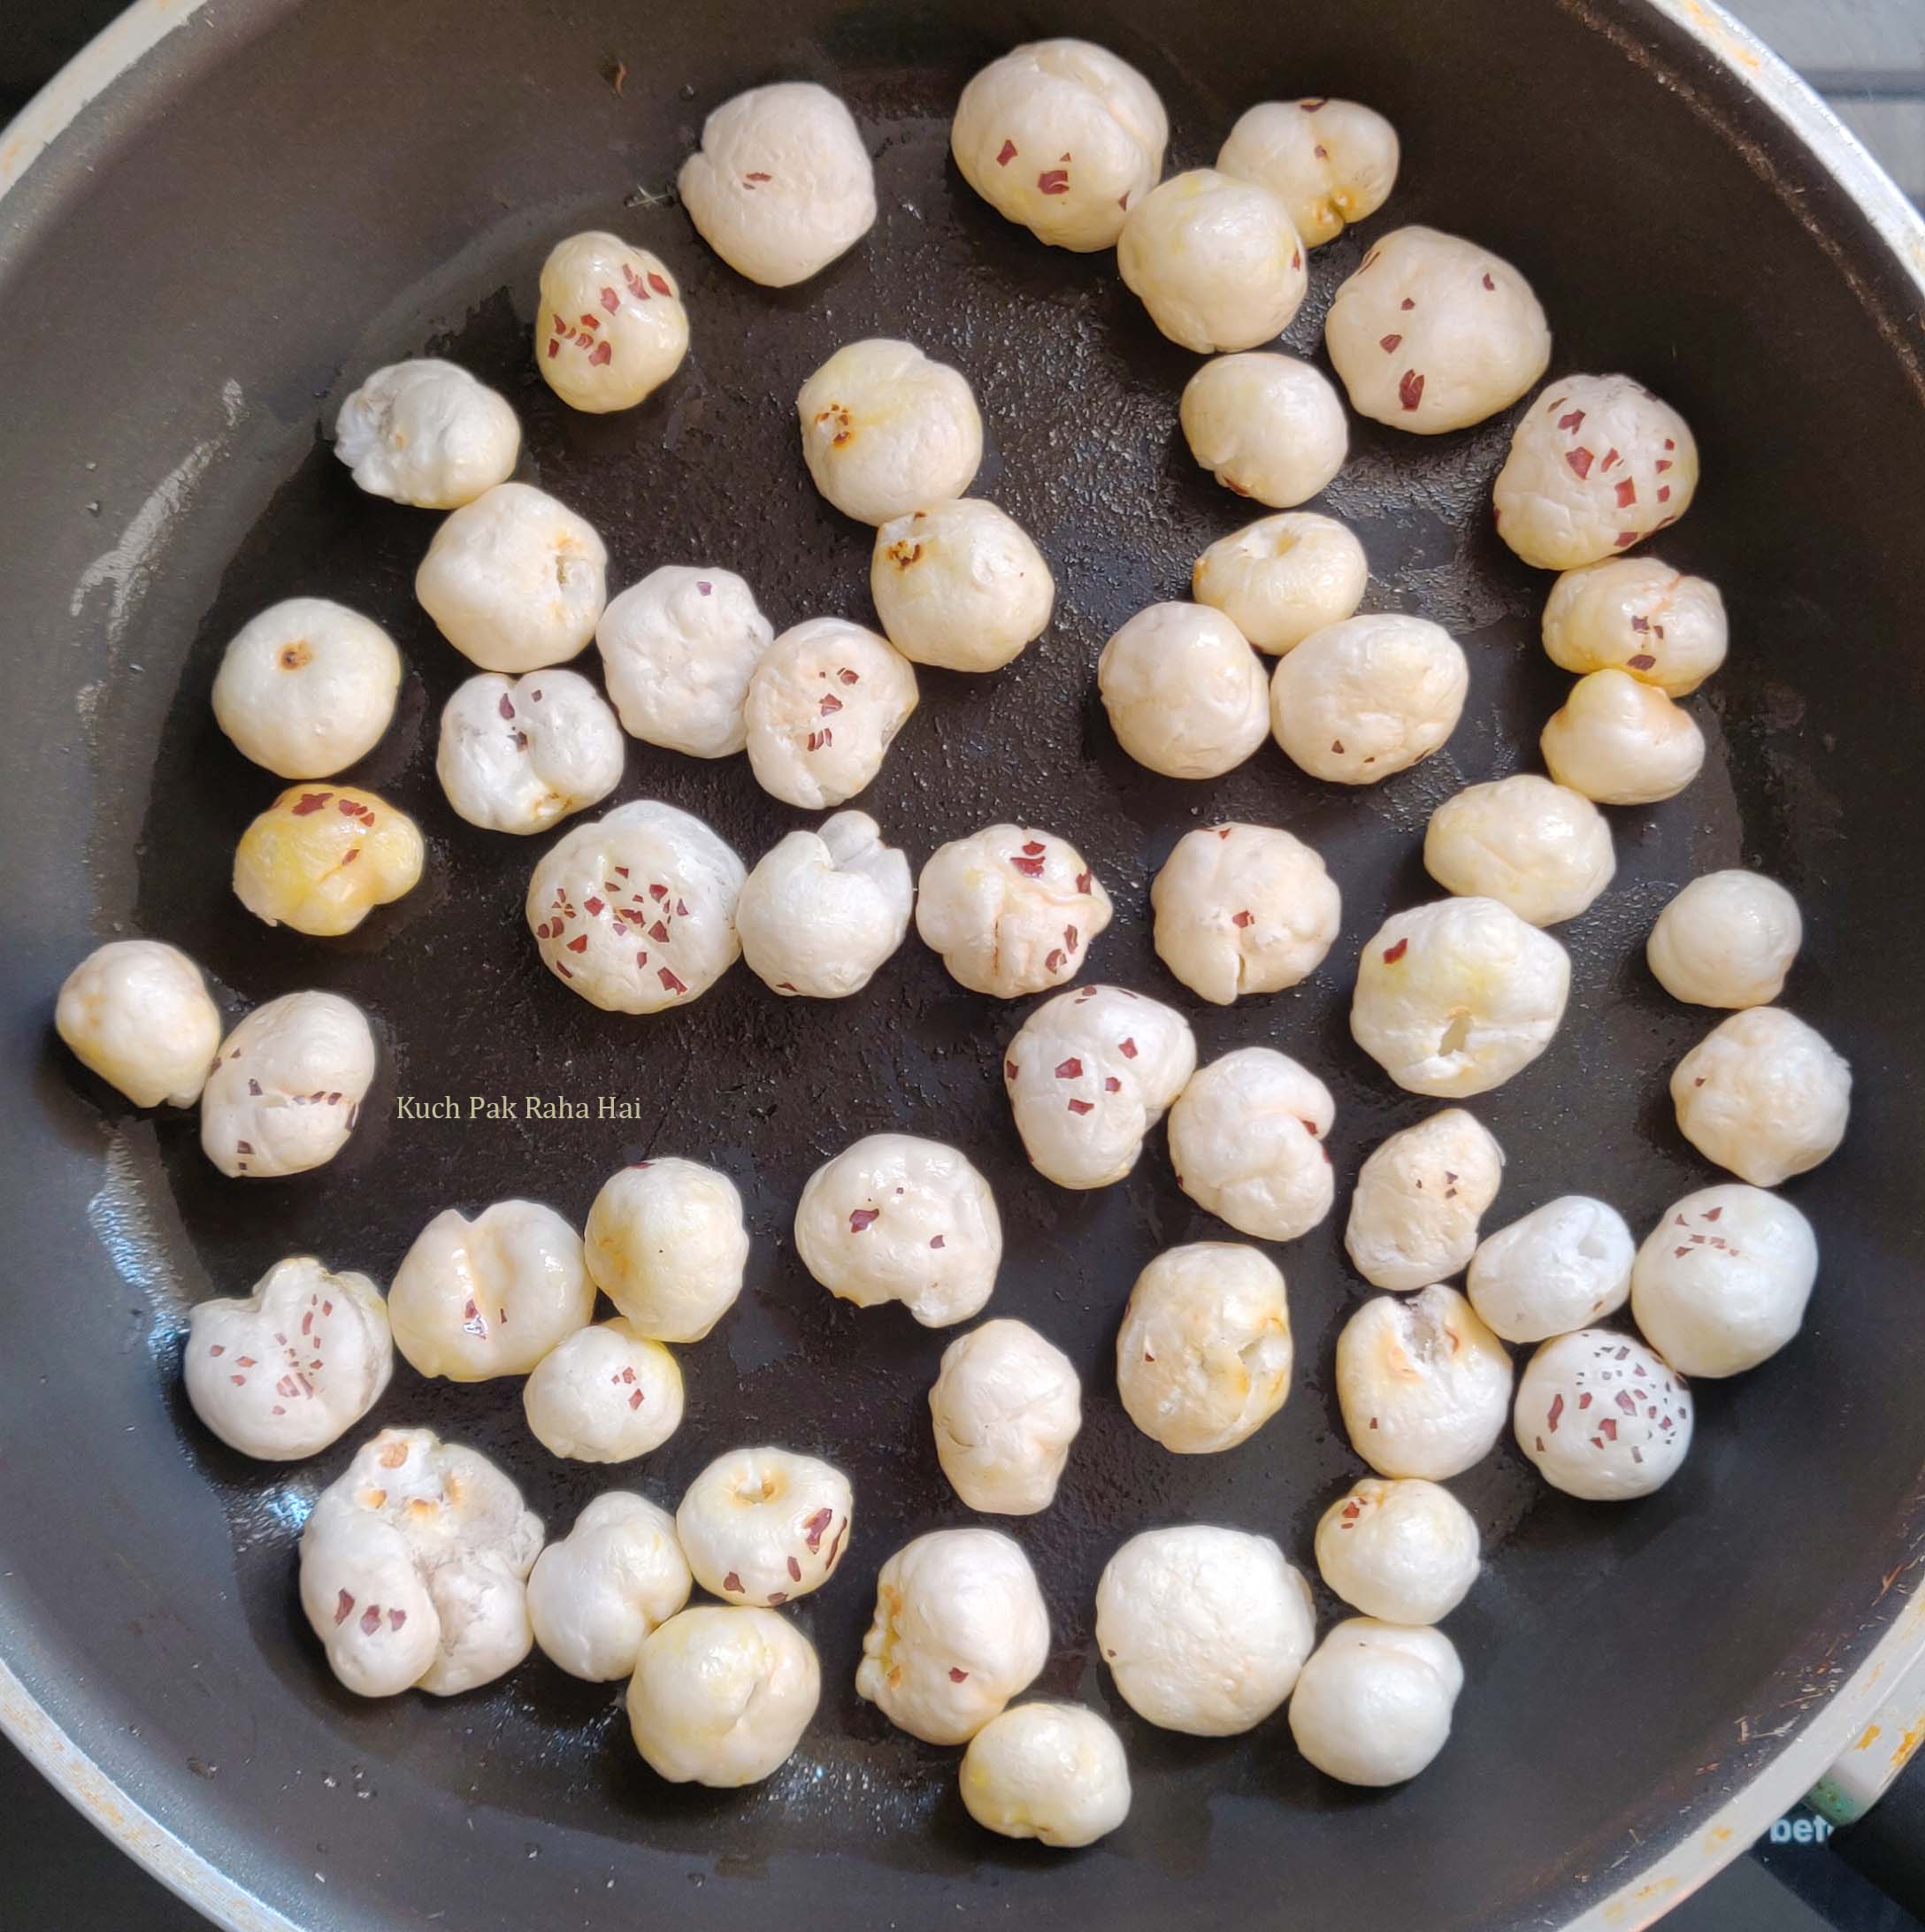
[{"xmin": 3, "ymin": 1, "xmax": 1923, "ymax": 1927}]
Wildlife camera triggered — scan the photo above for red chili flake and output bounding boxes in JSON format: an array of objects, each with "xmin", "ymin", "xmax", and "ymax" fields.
[
  {"xmin": 658, "ymin": 967, "xmax": 687, "ymax": 994},
  {"xmin": 1701, "ymin": 1206, "xmax": 1722, "ymax": 1222},
  {"xmin": 1628, "ymin": 653, "xmax": 1657, "ymax": 671},
  {"xmin": 535, "ymin": 921, "xmax": 551, "ymax": 939},
  {"xmin": 1231, "ymin": 909, "xmax": 1254, "ymax": 929},
  {"xmin": 745, "ymin": 171, "xmax": 772, "ymax": 183},
  {"xmin": 838, "ymin": 667, "xmax": 859, "ymax": 684},
  {"xmin": 1614, "ymin": 1391, "xmax": 1637, "ymax": 1414},
  {"xmin": 1600, "ymin": 448, "xmax": 1621, "ymax": 471},
  {"xmin": 584, "ymin": 897, "xmax": 605, "ymax": 917},
  {"xmin": 1578, "ymin": 1392, "xmax": 1592, "ymax": 1409},
  {"xmin": 826, "ymin": 1520, "xmax": 847, "ymax": 1567},
  {"xmin": 1676, "ymin": 1246, "xmax": 1691, "ymax": 1259},
  {"xmin": 1331, "ymin": 739, "xmax": 1346, "ymax": 754},
  {"xmin": 545, "ymin": 339, "xmax": 559, "ymax": 359},
  {"xmin": 1557, "ymin": 408, "xmax": 1585, "ymax": 432},
  {"xmin": 648, "ymin": 920, "xmax": 670, "ymax": 944},
  {"xmin": 1655, "ymin": 458, "xmax": 1674, "ymax": 474},
  {"xmin": 235, "ymin": 1139, "xmax": 254, "ymax": 1155},
  {"xmin": 1291, "ymin": 246, "xmax": 1303, "ymax": 270},
  {"xmin": 676, "ymin": 900, "xmax": 689, "ymax": 916},
  {"xmin": 1614, "ymin": 479, "xmax": 1637, "ymax": 508},
  {"xmin": 786, "ymin": 1555, "xmax": 803, "ymax": 1583},
  {"xmin": 566, "ymin": 933, "xmax": 588, "ymax": 954},
  {"xmin": 209, "ymin": 1345, "xmax": 226, "ymax": 1357},
  {"xmin": 797, "ymin": 1507, "xmax": 834, "ymax": 1555},
  {"xmin": 1398, "ymin": 369, "xmax": 1425, "ymax": 410},
  {"xmin": 1301, "ymin": 97, "xmax": 1329, "ymax": 111},
  {"xmin": 1009, "ymin": 854, "xmax": 1046, "ymax": 878},
  {"xmin": 849, "ymin": 1208, "xmax": 880, "ymax": 1232},
  {"xmin": 724, "ymin": 1572, "xmax": 744, "ymax": 1594},
  {"xmin": 1044, "ymin": 949, "xmax": 1066, "ymax": 973},
  {"xmin": 1599, "ymin": 1417, "xmax": 1620, "ymax": 1442},
  {"xmin": 247, "ymin": 1077, "xmax": 264, "ymax": 1097},
  {"xmin": 1063, "ymin": 925, "xmax": 1078, "ymax": 951},
  {"xmin": 948, "ymin": 1667, "xmax": 970, "ymax": 1683},
  {"xmin": 1067, "ymin": 1099, "xmax": 1094, "ymax": 1116},
  {"xmin": 1567, "ymin": 447, "xmax": 1594, "ymax": 480},
  {"xmin": 230, "ymin": 1373, "xmax": 246, "ymax": 1385},
  {"xmin": 1656, "ymin": 486, "xmax": 1671, "ymax": 503},
  {"xmin": 1482, "ymin": 272, "xmax": 1496, "ymax": 290},
  {"xmin": 290, "ymin": 792, "xmax": 332, "ymax": 816},
  {"xmin": 1054, "ymin": 1058, "xmax": 1084, "ymax": 1079},
  {"xmin": 1104, "ymin": 1076, "xmax": 1122, "ymax": 1093},
  {"xmin": 1547, "ymin": 1393, "xmax": 1565, "ymax": 1432},
  {"xmin": 388, "ymin": 1608, "xmax": 407, "ymax": 1632},
  {"xmin": 930, "ymin": 1234, "xmax": 947, "ymax": 1250},
  {"xmin": 1378, "ymin": 333, "xmax": 1402, "ymax": 353},
  {"xmin": 1314, "ymin": 144, "xmax": 1329, "ymax": 160},
  {"xmin": 588, "ymin": 341, "xmax": 612, "ymax": 366},
  {"xmin": 1037, "ymin": 169, "xmax": 1070, "ymax": 195},
  {"xmin": 767, "ymin": 1591, "xmax": 788, "ymax": 1606},
  {"xmin": 820, "ymin": 694, "xmax": 843, "ymax": 715},
  {"xmin": 1614, "ymin": 530, "xmax": 1638, "ymax": 548},
  {"xmin": 1005, "ymin": 1059, "xmax": 1020, "ymax": 1080},
  {"xmin": 996, "ymin": 139, "xmax": 1017, "ymax": 166},
  {"xmin": 1074, "ymin": 870, "xmax": 1092, "ymax": 893},
  {"xmin": 579, "ymin": 312, "xmax": 601, "ymax": 332},
  {"xmin": 497, "ymin": 693, "xmax": 517, "ymax": 722},
  {"xmin": 1119, "ymin": 1037, "xmax": 1138, "ymax": 1059},
  {"xmin": 359, "ymin": 1604, "xmax": 383, "ymax": 1636},
  {"xmin": 1383, "ymin": 938, "xmax": 1408, "ymax": 963},
  {"xmin": 332, "ymin": 1589, "xmax": 357, "ymax": 1624},
  {"xmin": 1341, "ymin": 1501, "xmax": 1362, "ymax": 1522},
  {"xmin": 1663, "ymin": 438, "xmax": 1676, "ymax": 449},
  {"xmin": 647, "ymin": 272, "xmax": 671, "ymax": 295}
]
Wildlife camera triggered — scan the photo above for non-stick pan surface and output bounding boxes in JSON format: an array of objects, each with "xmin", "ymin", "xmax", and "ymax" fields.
[{"xmin": 3, "ymin": 1, "xmax": 1923, "ymax": 1927}]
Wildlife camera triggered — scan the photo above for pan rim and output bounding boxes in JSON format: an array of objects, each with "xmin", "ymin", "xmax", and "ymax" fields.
[{"xmin": 1, "ymin": 0, "xmax": 1921, "ymax": 1927}]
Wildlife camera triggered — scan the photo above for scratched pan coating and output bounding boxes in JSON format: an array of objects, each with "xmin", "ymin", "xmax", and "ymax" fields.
[{"xmin": 2, "ymin": 0, "xmax": 1922, "ymax": 1927}]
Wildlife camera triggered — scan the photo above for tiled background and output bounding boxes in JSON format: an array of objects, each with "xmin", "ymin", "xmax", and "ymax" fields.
[
  {"xmin": 1735, "ymin": 0, "xmax": 1925, "ymax": 198},
  {"xmin": 0, "ymin": 3, "xmax": 1919, "ymax": 1928}
]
